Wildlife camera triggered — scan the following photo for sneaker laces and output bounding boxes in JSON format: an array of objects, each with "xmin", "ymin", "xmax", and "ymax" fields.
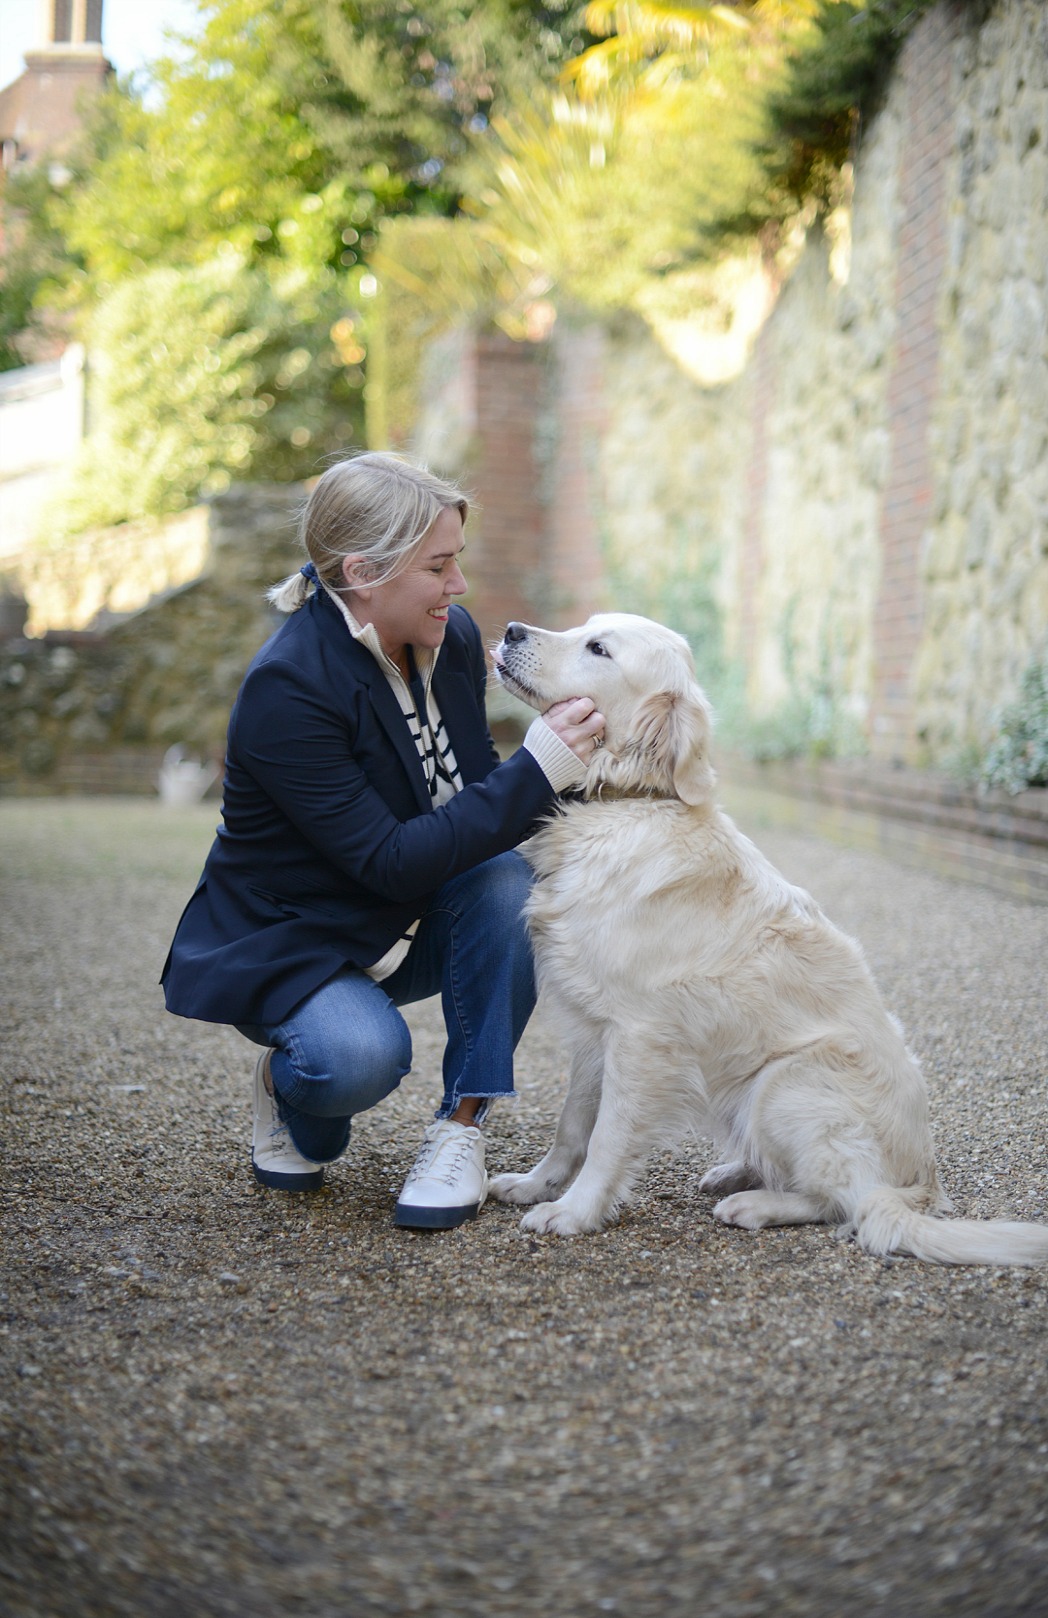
[
  {"xmin": 407, "ymin": 1125, "xmax": 480, "ymax": 1187},
  {"xmin": 267, "ymin": 1121, "xmax": 296, "ymax": 1157},
  {"xmin": 262, "ymin": 1088, "xmax": 295, "ymax": 1155}
]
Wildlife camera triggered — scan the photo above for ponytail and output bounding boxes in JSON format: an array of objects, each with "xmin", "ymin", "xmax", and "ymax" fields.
[{"xmin": 266, "ymin": 561, "xmax": 320, "ymax": 615}]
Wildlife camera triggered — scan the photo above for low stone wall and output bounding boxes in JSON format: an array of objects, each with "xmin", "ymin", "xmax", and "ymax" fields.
[
  {"xmin": 19, "ymin": 506, "xmax": 211, "ymax": 635},
  {"xmin": 0, "ymin": 484, "xmax": 303, "ymax": 794},
  {"xmin": 719, "ymin": 755, "xmax": 1048, "ymax": 905}
]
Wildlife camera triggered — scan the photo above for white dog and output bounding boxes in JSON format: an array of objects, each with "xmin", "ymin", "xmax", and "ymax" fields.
[{"xmin": 491, "ymin": 612, "xmax": 1048, "ymax": 1266}]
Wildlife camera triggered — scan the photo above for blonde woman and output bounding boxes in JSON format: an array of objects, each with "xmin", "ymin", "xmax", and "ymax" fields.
[{"xmin": 162, "ymin": 452, "xmax": 604, "ymax": 1228}]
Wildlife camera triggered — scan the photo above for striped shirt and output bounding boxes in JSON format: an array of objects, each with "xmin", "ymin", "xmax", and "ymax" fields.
[{"xmin": 322, "ymin": 585, "xmax": 462, "ymax": 980}]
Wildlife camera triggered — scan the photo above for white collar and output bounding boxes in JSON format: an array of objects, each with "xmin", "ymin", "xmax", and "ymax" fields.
[{"xmin": 320, "ymin": 581, "xmax": 440, "ymax": 687}]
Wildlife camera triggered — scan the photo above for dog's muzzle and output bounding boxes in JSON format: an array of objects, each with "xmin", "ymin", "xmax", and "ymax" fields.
[{"xmin": 494, "ymin": 624, "xmax": 545, "ymax": 708}]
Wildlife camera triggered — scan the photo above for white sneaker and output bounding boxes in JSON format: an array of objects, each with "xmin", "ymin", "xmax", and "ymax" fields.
[
  {"xmin": 394, "ymin": 1120, "xmax": 488, "ymax": 1229},
  {"xmin": 251, "ymin": 1051, "xmax": 325, "ymax": 1191}
]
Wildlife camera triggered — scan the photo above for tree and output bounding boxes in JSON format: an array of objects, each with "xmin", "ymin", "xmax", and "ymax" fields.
[
  {"xmin": 38, "ymin": 255, "xmax": 359, "ymax": 540},
  {"xmin": 375, "ymin": 0, "xmax": 823, "ymax": 336},
  {"xmin": 0, "ymin": 167, "xmax": 73, "ymax": 369},
  {"xmin": 11, "ymin": 2, "xmax": 594, "ymax": 523},
  {"xmin": 63, "ymin": 0, "xmax": 593, "ymax": 293}
]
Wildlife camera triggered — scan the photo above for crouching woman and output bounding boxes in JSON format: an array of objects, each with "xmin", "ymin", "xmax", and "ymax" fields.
[{"xmin": 161, "ymin": 452, "xmax": 604, "ymax": 1228}]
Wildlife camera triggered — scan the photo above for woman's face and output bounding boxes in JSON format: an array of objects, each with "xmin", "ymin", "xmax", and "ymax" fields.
[{"xmin": 344, "ymin": 506, "xmax": 467, "ymax": 669}]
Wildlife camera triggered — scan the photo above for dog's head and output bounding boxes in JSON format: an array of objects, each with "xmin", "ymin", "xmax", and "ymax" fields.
[{"xmin": 493, "ymin": 612, "xmax": 715, "ymax": 806}]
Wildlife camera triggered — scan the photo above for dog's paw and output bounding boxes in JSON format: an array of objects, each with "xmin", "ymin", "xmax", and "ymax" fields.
[
  {"xmin": 712, "ymin": 1191, "xmax": 773, "ymax": 1230},
  {"xmin": 519, "ymin": 1200, "xmax": 600, "ymax": 1236},
  {"xmin": 700, "ymin": 1160, "xmax": 764, "ymax": 1196},
  {"xmin": 489, "ymin": 1171, "xmax": 555, "ymax": 1206}
]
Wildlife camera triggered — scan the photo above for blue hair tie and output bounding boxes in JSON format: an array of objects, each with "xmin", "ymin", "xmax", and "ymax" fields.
[{"xmin": 300, "ymin": 560, "xmax": 319, "ymax": 586}]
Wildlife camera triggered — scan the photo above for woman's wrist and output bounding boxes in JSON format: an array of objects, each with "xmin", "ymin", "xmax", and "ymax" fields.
[{"xmin": 521, "ymin": 717, "xmax": 588, "ymax": 792}]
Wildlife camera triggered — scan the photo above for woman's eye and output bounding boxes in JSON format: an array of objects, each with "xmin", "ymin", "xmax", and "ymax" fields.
[{"xmin": 587, "ymin": 640, "xmax": 609, "ymax": 658}]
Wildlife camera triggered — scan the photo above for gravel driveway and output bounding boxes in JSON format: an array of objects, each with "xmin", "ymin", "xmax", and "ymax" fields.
[{"xmin": 1, "ymin": 797, "xmax": 1046, "ymax": 1618}]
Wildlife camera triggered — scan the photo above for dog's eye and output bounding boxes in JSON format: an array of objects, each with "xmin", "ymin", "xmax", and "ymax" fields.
[{"xmin": 587, "ymin": 640, "xmax": 610, "ymax": 658}]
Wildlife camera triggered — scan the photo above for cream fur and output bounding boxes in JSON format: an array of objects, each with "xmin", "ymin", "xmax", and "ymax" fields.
[{"xmin": 491, "ymin": 612, "xmax": 1048, "ymax": 1266}]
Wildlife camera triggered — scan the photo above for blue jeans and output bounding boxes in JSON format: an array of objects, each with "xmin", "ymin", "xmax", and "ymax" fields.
[{"xmin": 237, "ymin": 851, "xmax": 536, "ymax": 1163}]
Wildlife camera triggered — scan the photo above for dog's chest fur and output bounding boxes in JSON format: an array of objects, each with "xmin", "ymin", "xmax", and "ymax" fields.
[
  {"xmin": 525, "ymin": 798, "xmax": 761, "ymax": 995},
  {"xmin": 524, "ymin": 797, "xmax": 877, "ymax": 1067}
]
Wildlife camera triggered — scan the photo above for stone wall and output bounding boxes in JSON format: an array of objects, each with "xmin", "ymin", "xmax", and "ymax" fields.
[
  {"xmin": 18, "ymin": 506, "xmax": 211, "ymax": 635},
  {"xmin": 414, "ymin": 0, "xmax": 1047, "ymax": 770},
  {"xmin": 916, "ymin": 0, "xmax": 1048, "ymax": 760},
  {"xmin": 0, "ymin": 485, "xmax": 302, "ymax": 793}
]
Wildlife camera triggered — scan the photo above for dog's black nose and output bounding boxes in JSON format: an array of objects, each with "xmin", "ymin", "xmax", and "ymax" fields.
[{"xmin": 503, "ymin": 622, "xmax": 528, "ymax": 644}]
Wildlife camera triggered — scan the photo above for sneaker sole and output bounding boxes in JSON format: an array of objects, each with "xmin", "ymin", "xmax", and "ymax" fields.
[
  {"xmin": 394, "ymin": 1200, "xmax": 481, "ymax": 1230},
  {"xmin": 252, "ymin": 1160, "xmax": 325, "ymax": 1192}
]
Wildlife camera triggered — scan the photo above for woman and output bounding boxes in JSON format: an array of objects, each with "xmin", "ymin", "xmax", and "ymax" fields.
[{"xmin": 161, "ymin": 452, "xmax": 604, "ymax": 1229}]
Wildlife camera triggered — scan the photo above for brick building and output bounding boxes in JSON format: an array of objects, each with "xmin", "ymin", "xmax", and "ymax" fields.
[{"xmin": 0, "ymin": 0, "xmax": 111, "ymax": 173}]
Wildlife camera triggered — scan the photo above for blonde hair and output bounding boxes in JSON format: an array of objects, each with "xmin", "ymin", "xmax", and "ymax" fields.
[{"xmin": 267, "ymin": 451, "xmax": 470, "ymax": 613}]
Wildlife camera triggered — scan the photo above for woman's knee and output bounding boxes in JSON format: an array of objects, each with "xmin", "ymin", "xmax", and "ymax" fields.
[{"xmin": 275, "ymin": 998, "xmax": 412, "ymax": 1119}]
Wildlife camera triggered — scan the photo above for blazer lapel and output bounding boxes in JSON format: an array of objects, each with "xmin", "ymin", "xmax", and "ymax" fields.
[
  {"xmin": 314, "ymin": 592, "xmax": 432, "ymax": 814},
  {"xmin": 433, "ymin": 661, "xmax": 495, "ymax": 786}
]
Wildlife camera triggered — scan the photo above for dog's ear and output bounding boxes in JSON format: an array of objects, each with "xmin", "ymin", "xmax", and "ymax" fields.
[{"xmin": 631, "ymin": 687, "xmax": 715, "ymax": 806}]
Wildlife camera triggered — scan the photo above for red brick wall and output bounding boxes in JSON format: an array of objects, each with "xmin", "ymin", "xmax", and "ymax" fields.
[
  {"xmin": 465, "ymin": 332, "xmax": 549, "ymax": 650},
  {"xmin": 870, "ymin": 3, "xmax": 960, "ymax": 762},
  {"xmin": 544, "ymin": 325, "xmax": 610, "ymax": 627},
  {"xmin": 460, "ymin": 324, "xmax": 610, "ymax": 646}
]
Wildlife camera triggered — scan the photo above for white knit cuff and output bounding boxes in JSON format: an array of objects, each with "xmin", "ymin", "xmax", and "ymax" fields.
[{"xmin": 522, "ymin": 717, "xmax": 588, "ymax": 792}]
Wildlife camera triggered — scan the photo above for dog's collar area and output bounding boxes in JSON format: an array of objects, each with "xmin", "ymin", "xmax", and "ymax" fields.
[{"xmin": 583, "ymin": 784, "xmax": 680, "ymax": 803}]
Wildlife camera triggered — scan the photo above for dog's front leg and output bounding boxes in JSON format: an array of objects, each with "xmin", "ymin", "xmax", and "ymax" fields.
[
  {"xmin": 490, "ymin": 1035, "xmax": 603, "ymax": 1206},
  {"xmin": 520, "ymin": 1033, "xmax": 687, "ymax": 1236}
]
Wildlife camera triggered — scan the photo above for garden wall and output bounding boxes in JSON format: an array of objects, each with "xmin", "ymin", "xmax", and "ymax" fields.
[
  {"xmin": 414, "ymin": 0, "xmax": 1048, "ymax": 771},
  {"xmin": 0, "ymin": 485, "xmax": 300, "ymax": 793}
]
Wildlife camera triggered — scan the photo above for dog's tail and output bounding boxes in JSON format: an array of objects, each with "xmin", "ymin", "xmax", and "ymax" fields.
[{"xmin": 853, "ymin": 1187, "xmax": 1048, "ymax": 1267}]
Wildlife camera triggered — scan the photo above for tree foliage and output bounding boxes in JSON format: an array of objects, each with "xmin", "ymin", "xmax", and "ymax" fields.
[
  {"xmin": 762, "ymin": 0, "xmax": 940, "ymax": 210},
  {"xmin": 0, "ymin": 167, "xmax": 73, "ymax": 368},
  {"xmin": 376, "ymin": 0, "xmax": 813, "ymax": 341},
  {"xmin": 4, "ymin": 0, "xmax": 944, "ymax": 530},
  {"xmin": 63, "ymin": 0, "xmax": 592, "ymax": 292},
  {"xmin": 376, "ymin": 0, "xmax": 944, "ymax": 365},
  {"xmin": 37, "ymin": 256, "xmax": 359, "ymax": 541},
  {"xmin": 9, "ymin": 1, "xmax": 592, "ymax": 526}
]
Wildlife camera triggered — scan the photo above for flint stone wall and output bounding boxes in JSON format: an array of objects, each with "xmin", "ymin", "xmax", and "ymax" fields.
[{"xmin": 0, "ymin": 486, "xmax": 302, "ymax": 793}]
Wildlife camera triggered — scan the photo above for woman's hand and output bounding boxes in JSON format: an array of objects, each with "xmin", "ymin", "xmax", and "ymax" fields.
[{"xmin": 542, "ymin": 697, "xmax": 606, "ymax": 763}]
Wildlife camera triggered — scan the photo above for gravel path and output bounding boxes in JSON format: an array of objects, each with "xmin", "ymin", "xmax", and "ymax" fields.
[{"xmin": 1, "ymin": 798, "xmax": 1046, "ymax": 1618}]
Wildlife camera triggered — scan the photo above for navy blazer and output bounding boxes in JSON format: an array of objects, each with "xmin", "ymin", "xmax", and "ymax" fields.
[{"xmin": 161, "ymin": 593, "xmax": 556, "ymax": 1027}]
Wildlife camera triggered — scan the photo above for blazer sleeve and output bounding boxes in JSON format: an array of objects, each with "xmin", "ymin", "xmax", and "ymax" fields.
[{"xmin": 228, "ymin": 654, "xmax": 554, "ymax": 905}]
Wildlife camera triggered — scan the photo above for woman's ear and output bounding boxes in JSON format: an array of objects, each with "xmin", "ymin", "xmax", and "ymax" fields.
[{"xmin": 341, "ymin": 555, "xmax": 373, "ymax": 595}]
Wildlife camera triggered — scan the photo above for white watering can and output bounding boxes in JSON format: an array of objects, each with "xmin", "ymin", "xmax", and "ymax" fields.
[{"xmin": 157, "ymin": 745, "xmax": 219, "ymax": 806}]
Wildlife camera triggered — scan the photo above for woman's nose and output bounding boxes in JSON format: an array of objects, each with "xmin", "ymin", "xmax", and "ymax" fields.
[{"xmin": 448, "ymin": 562, "xmax": 468, "ymax": 595}]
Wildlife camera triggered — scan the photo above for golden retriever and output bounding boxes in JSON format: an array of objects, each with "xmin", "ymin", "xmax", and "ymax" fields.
[{"xmin": 491, "ymin": 612, "xmax": 1048, "ymax": 1266}]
